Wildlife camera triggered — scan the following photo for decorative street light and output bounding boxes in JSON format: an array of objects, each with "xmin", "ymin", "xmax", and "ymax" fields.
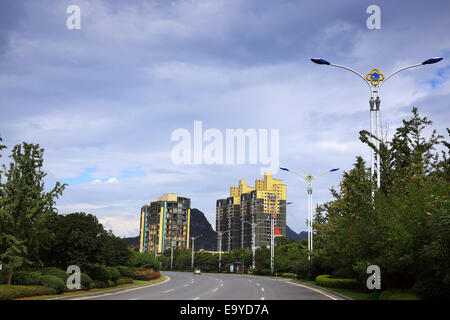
[
  {"xmin": 215, "ymin": 229, "xmax": 231, "ymax": 273},
  {"xmin": 280, "ymin": 166, "xmax": 339, "ymax": 279},
  {"xmin": 253, "ymin": 198, "xmax": 292, "ymax": 276},
  {"xmin": 311, "ymin": 57, "xmax": 443, "ymax": 190},
  {"xmin": 240, "ymin": 213, "xmax": 272, "ymax": 270},
  {"xmin": 191, "ymin": 235, "xmax": 203, "ymax": 270}
]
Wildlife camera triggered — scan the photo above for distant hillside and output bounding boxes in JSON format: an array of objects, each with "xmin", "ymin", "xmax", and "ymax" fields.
[
  {"xmin": 189, "ymin": 208, "xmax": 217, "ymax": 251},
  {"xmin": 286, "ymin": 225, "xmax": 308, "ymax": 243}
]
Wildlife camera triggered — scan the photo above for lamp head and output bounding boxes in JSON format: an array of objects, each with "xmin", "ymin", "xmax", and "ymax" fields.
[
  {"xmin": 422, "ymin": 57, "xmax": 443, "ymax": 65},
  {"xmin": 311, "ymin": 58, "xmax": 331, "ymax": 65}
]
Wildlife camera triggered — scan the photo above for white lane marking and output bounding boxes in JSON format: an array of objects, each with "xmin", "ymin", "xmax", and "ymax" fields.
[
  {"xmin": 261, "ymin": 288, "xmax": 265, "ymax": 292},
  {"xmin": 193, "ymin": 297, "xmax": 200, "ymax": 300},
  {"xmin": 248, "ymin": 279, "xmax": 253, "ymax": 282},
  {"xmin": 184, "ymin": 284, "xmax": 189, "ymax": 287},
  {"xmin": 287, "ymin": 281, "xmax": 340, "ymax": 300},
  {"xmin": 69, "ymin": 275, "xmax": 171, "ymax": 300},
  {"xmin": 162, "ymin": 289, "xmax": 175, "ymax": 293},
  {"xmin": 256, "ymin": 283, "xmax": 260, "ymax": 286},
  {"xmin": 220, "ymin": 283, "xmax": 224, "ymax": 287},
  {"xmin": 261, "ymin": 297, "xmax": 265, "ymax": 300},
  {"xmin": 130, "ymin": 298, "xmax": 139, "ymax": 300},
  {"xmin": 212, "ymin": 288, "xmax": 218, "ymax": 292}
]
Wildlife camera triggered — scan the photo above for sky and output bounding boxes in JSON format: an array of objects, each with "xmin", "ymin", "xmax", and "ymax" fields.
[{"xmin": 0, "ymin": 0, "xmax": 449, "ymax": 237}]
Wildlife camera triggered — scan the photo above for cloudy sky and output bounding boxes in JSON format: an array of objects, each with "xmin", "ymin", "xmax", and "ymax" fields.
[{"xmin": 0, "ymin": 0, "xmax": 449, "ymax": 237}]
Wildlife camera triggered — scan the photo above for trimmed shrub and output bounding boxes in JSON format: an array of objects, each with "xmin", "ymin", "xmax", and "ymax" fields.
[
  {"xmin": 379, "ymin": 289, "xmax": 420, "ymax": 300},
  {"xmin": 107, "ymin": 280, "xmax": 116, "ymax": 288},
  {"xmin": 86, "ymin": 264, "xmax": 111, "ymax": 282},
  {"xmin": 281, "ymin": 273, "xmax": 296, "ymax": 279},
  {"xmin": 12, "ymin": 271, "xmax": 41, "ymax": 286},
  {"xmin": 131, "ymin": 272, "xmax": 161, "ymax": 281},
  {"xmin": 117, "ymin": 266, "xmax": 132, "ymax": 277},
  {"xmin": 315, "ymin": 275, "xmax": 361, "ymax": 290},
  {"xmin": 80, "ymin": 273, "xmax": 93, "ymax": 290},
  {"xmin": 116, "ymin": 277, "xmax": 133, "ymax": 285},
  {"xmin": 107, "ymin": 267, "xmax": 120, "ymax": 282},
  {"xmin": 91, "ymin": 280, "xmax": 108, "ymax": 289},
  {"xmin": 0, "ymin": 285, "xmax": 57, "ymax": 300},
  {"xmin": 39, "ymin": 275, "xmax": 65, "ymax": 294},
  {"xmin": 40, "ymin": 267, "xmax": 69, "ymax": 283}
]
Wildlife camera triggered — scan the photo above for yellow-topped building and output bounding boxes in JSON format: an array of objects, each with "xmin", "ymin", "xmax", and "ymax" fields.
[
  {"xmin": 139, "ymin": 193, "xmax": 191, "ymax": 254},
  {"xmin": 216, "ymin": 172, "xmax": 286, "ymax": 252}
]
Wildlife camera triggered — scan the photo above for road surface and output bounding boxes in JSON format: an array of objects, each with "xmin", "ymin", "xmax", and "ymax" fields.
[{"xmin": 71, "ymin": 271, "xmax": 346, "ymax": 300}]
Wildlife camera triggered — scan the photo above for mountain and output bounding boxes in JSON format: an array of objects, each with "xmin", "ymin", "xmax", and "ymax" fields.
[
  {"xmin": 188, "ymin": 208, "xmax": 217, "ymax": 251},
  {"xmin": 286, "ymin": 225, "xmax": 308, "ymax": 243}
]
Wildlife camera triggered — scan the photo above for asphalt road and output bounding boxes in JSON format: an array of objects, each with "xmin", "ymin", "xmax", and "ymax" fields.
[{"xmin": 72, "ymin": 271, "xmax": 345, "ymax": 300}]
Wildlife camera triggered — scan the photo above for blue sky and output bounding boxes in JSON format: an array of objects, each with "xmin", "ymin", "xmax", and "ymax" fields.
[{"xmin": 0, "ymin": 0, "xmax": 449, "ymax": 237}]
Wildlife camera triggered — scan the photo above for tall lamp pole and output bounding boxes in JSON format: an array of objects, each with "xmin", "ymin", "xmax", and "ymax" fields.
[
  {"xmin": 310, "ymin": 57, "xmax": 443, "ymax": 190},
  {"xmin": 191, "ymin": 235, "xmax": 203, "ymax": 270},
  {"xmin": 280, "ymin": 167, "xmax": 339, "ymax": 280},
  {"xmin": 216, "ymin": 229, "xmax": 231, "ymax": 273}
]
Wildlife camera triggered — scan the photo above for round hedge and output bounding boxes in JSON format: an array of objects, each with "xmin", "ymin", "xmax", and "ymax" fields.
[
  {"xmin": 39, "ymin": 275, "xmax": 66, "ymax": 294},
  {"xmin": 86, "ymin": 264, "xmax": 111, "ymax": 282},
  {"xmin": 107, "ymin": 267, "xmax": 120, "ymax": 282},
  {"xmin": 12, "ymin": 271, "xmax": 41, "ymax": 286},
  {"xmin": 117, "ymin": 266, "xmax": 132, "ymax": 277},
  {"xmin": 40, "ymin": 267, "xmax": 69, "ymax": 283}
]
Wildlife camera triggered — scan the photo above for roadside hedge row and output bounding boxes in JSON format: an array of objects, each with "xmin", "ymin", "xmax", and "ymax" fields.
[
  {"xmin": 0, "ymin": 285, "xmax": 57, "ymax": 300},
  {"xmin": 315, "ymin": 275, "xmax": 361, "ymax": 290},
  {"xmin": 379, "ymin": 290, "xmax": 420, "ymax": 300}
]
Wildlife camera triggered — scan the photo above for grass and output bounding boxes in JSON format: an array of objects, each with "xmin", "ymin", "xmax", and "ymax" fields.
[
  {"xmin": 17, "ymin": 275, "xmax": 166, "ymax": 300},
  {"xmin": 293, "ymin": 278, "xmax": 376, "ymax": 300}
]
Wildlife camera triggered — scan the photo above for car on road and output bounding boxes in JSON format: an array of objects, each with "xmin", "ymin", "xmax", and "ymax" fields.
[{"xmin": 193, "ymin": 269, "xmax": 201, "ymax": 275}]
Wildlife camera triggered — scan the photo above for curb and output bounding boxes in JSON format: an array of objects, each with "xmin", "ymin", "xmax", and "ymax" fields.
[
  {"xmin": 288, "ymin": 280, "xmax": 353, "ymax": 300},
  {"xmin": 48, "ymin": 275, "xmax": 170, "ymax": 300}
]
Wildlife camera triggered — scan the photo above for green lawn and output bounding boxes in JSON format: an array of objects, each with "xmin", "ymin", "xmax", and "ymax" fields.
[{"xmin": 19, "ymin": 275, "xmax": 166, "ymax": 300}]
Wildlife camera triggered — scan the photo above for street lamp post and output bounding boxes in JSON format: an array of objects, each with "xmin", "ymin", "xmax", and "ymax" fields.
[
  {"xmin": 254, "ymin": 198, "xmax": 292, "ymax": 276},
  {"xmin": 280, "ymin": 167, "xmax": 339, "ymax": 280},
  {"xmin": 310, "ymin": 57, "xmax": 443, "ymax": 190},
  {"xmin": 216, "ymin": 229, "xmax": 231, "ymax": 273},
  {"xmin": 240, "ymin": 214, "xmax": 272, "ymax": 270},
  {"xmin": 191, "ymin": 235, "xmax": 203, "ymax": 270}
]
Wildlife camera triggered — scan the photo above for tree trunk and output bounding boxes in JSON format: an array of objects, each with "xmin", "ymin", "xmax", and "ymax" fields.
[{"xmin": 7, "ymin": 259, "xmax": 15, "ymax": 286}]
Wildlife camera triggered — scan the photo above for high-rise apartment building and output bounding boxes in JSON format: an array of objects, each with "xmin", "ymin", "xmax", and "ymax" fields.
[
  {"xmin": 139, "ymin": 193, "xmax": 191, "ymax": 254},
  {"xmin": 216, "ymin": 173, "xmax": 286, "ymax": 252}
]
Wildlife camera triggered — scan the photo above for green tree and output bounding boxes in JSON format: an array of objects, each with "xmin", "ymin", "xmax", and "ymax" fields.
[{"xmin": 0, "ymin": 142, "xmax": 65, "ymax": 285}]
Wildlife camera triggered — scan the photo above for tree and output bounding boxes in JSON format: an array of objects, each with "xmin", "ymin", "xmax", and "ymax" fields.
[
  {"xmin": 41, "ymin": 212, "xmax": 107, "ymax": 269},
  {"xmin": 0, "ymin": 142, "xmax": 65, "ymax": 285}
]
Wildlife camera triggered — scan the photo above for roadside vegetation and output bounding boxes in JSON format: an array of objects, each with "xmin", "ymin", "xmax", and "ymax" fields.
[
  {"xmin": 1, "ymin": 108, "xmax": 448, "ymax": 300},
  {"xmin": 159, "ymin": 108, "xmax": 449, "ymax": 300},
  {"xmin": 0, "ymin": 136, "xmax": 161, "ymax": 299}
]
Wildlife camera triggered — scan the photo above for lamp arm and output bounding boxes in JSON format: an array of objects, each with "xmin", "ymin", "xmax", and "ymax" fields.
[
  {"xmin": 380, "ymin": 63, "xmax": 423, "ymax": 88},
  {"xmin": 330, "ymin": 63, "xmax": 373, "ymax": 95}
]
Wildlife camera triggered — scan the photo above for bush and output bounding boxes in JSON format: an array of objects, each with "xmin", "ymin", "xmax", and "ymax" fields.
[
  {"xmin": 90, "ymin": 280, "xmax": 108, "ymax": 289},
  {"xmin": 315, "ymin": 275, "xmax": 361, "ymax": 290},
  {"xmin": 379, "ymin": 289, "xmax": 420, "ymax": 300},
  {"xmin": 107, "ymin": 280, "xmax": 116, "ymax": 287},
  {"xmin": 0, "ymin": 269, "xmax": 9, "ymax": 284},
  {"xmin": 39, "ymin": 275, "xmax": 66, "ymax": 294},
  {"xmin": 80, "ymin": 273, "xmax": 93, "ymax": 290},
  {"xmin": 107, "ymin": 267, "xmax": 120, "ymax": 282},
  {"xmin": 40, "ymin": 267, "xmax": 69, "ymax": 283},
  {"xmin": 117, "ymin": 266, "xmax": 133, "ymax": 277},
  {"xmin": 131, "ymin": 272, "xmax": 161, "ymax": 281},
  {"xmin": 0, "ymin": 285, "xmax": 57, "ymax": 300},
  {"xmin": 12, "ymin": 271, "xmax": 41, "ymax": 286},
  {"xmin": 280, "ymin": 273, "xmax": 296, "ymax": 279},
  {"xmin": 85, "ymin": 264, "xmax": 111, "ymax": 282},
  {"xmin": 412, "ymin": 278, "xmax": 450, "ymax": 300},
  {"xmin": 116, "ymin": 277, "xmax": 133, "ymax": 285}
]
